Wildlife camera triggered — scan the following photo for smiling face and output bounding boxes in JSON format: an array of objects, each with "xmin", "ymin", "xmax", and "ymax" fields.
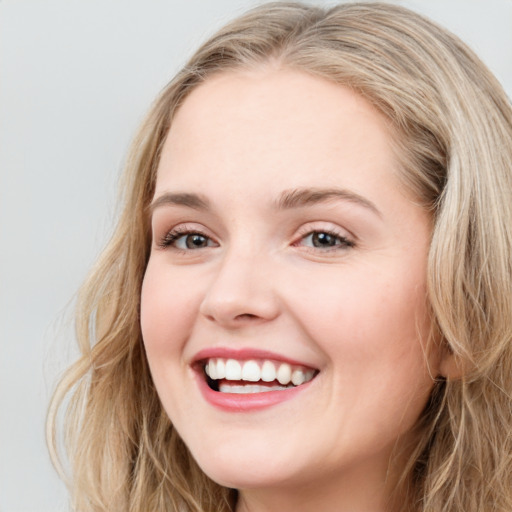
[{"xmin": 140, "ymin": 68, "xmax": 442, "ymax": 511}]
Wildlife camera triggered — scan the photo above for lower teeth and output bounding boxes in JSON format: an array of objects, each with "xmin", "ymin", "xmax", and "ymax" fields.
[{"xmin": 218, "ymin": 383, "xmax": 293, "ymax": 394}]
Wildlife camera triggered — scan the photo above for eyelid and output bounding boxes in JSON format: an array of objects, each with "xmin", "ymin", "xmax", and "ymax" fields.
[
  {"xmin": 293, "ymin": 221, "xmax": 354, "ymax": 242},
  {"xmin": 155, "ymin": 223, "xmax": 218, "ymax": 250},
  {"xmin": 153, "ymin": 220, "xmax": 355, "ymax": 254},
  {"xmin": 291, "ymin": 222, "xmax": 356, "ymax": 252}
]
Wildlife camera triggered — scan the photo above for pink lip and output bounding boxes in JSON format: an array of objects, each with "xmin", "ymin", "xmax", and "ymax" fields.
[
  {"xmin": 191, "ymin": 347, "xmax": 317, "ymax": 412},
  {"xmin": 191, "ymin": 347, "xmax": 316, "ymax": 368},
  {"xmin": 195, "ymin": 371, "xmax": 314, "ymax": 412}
]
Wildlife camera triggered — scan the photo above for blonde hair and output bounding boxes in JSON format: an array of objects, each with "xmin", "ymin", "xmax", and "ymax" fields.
[{"xmin": 47, "ymin": 3, "xmax": 512, "ymax": 511}]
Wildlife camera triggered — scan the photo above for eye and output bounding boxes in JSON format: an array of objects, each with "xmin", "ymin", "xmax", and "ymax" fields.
[
  {"xmin": 158, "ymin": 229, "xmax": 217, "ymax": 250},
  {"xmin": 176, "ymin": 233, "xmax": 213, "ymax": 249},
  {"xmin": 298, "ymin": 230, "xmax": 354, "ymax": 250}
]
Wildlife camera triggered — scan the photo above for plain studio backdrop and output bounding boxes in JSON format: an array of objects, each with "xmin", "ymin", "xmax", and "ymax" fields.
[{"xmin": 1, "ymin": 1, "xmax": 510, "ymax": 511}]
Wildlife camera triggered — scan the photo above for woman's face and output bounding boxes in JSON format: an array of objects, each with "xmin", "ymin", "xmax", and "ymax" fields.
[{"xmin": 141, "ymin": 68, "xmax": 442, "ymax": 507}]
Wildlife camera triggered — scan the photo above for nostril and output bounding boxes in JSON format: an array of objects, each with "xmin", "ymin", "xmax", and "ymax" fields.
[{"xmin": 235, "ymin": 313, "xmax": 259, "ymax": 320}]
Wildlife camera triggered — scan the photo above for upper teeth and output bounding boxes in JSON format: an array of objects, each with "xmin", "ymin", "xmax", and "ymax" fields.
[{"xmin": 204, "ymin": 358, "xmax": 315, "ymax": 386}]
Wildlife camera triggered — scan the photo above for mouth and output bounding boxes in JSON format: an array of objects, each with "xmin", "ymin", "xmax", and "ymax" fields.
[{"xmin": 201, "ymin": 358, "xmax": 318, "ymax": 394}]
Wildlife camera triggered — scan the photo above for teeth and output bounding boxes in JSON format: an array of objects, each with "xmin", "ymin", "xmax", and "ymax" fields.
[
  {"xmin": 261, "ymin": 360, "xmax": 276, "ymax": 382},
  {"xmin": 225, "ymin": 359, "xmax": 242, "ymax": 380},
  {"xmin": 205, "ymin": 358, "xmax": 226, "ymax": 379},
  {"xmin": 291, "ymin": 369, "xmax": 306, "ymax": 386},
  {"xmin": 216, "ymin": 358, "xmax": 226, "ymax": 379},
  {"xmin": 277, "ymin": 363, "xmax": 292, "ymax": 385},
  {"xmin": 204, "ymin": 357, "xmax": 316, "ymax": 391},
  {"xmin": 219, "ymin": 382, "xmax": 290, "ymax": 394},
  {"xmin": 241, "ymin": 360, "xmax": 260, "ymax": 382},
  {"xmin": 208, "ymin": 360, "xmax": 218, "ymax": 379}
]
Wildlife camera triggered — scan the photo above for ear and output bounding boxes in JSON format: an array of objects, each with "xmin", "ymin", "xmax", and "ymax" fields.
[{"xmin": 438, "ymin": 345, "xmax": 465, "ymax": 380}]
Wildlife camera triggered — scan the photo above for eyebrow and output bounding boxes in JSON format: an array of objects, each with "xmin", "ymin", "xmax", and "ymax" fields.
[
  {"xmin": 275, "ymin": 187, "xmax": 382, "ymax": 217},
  {"xmin": 149, "ymin": 187, "xmax": 381, "ymax": 217},
  {"xmin": 149, "ymin": 192, "xmax": 210, "ymax": 213}
]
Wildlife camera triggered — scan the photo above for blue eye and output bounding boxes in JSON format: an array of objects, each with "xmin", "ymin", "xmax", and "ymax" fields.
[{"xmin": 301, "ymin": 231, "xmax": 353, "ymax": 249}]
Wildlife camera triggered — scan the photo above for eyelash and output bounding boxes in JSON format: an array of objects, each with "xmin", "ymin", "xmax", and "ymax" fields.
[
  {"xmin": 293, "ymin": 227, "xmax": 355, "ymax": 252},
  {"xmin": 157, "ymin": 226, "xmax": 354, "ymax": 253},
  {"xmin": 157, "ymin": 227, "xmax": 213, "ymax": 251}
]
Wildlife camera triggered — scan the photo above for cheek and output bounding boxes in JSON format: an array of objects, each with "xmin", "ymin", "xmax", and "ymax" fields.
[
  {"xmin": 140, "ymin": 259, "xmax": 200, "ymax": 356},
  {"xmin": 286, "ymin": 261, "xmax": 436, "ymax": 399},
  {"xmin": 291, "ymin": 266, "xmax": 429, "ymax": 348}
]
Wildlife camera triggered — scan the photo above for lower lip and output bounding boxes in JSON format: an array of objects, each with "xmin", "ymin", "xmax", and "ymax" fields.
[{"xmin": 196, "ymin": 373, "xmax": 314, "ymax": 412}]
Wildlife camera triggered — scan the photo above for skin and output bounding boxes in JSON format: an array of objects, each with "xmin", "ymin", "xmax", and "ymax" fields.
[{"xmin": 140, "ymin": 67, "xmax": 446, "ymax": 512}]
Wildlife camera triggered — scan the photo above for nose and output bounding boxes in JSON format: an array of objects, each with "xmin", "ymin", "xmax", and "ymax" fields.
[{"xmin": 199, "ymin": 247, "xmax": 280, "ymax": 328}]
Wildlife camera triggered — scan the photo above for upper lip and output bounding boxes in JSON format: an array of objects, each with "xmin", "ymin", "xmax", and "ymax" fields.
[{"xmin": 191, "ymin": 347, "xmax": 319, "ymax": 370}]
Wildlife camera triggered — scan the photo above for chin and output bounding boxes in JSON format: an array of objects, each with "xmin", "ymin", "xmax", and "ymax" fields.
[
  {"xmin": 201, "ymin": 466, "xmax": 294, "ymax": 491},
  {"xmin": 190, "ymin": 444, "xmax": 302, "ymax": 490}
]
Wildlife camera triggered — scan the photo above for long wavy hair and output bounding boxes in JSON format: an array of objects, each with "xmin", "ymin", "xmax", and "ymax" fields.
[{"xmin": 47, "ymin": 3, "xmax": 512, "ymax": 511}]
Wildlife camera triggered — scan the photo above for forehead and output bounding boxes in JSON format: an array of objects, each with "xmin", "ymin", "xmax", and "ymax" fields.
[{"xmin": 155, "ymin": 68, "xmax": 400, "ymax": 204}]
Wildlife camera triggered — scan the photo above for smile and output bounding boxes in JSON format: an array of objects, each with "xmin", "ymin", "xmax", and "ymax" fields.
[{"xmin": 204, "ymin": 358, "xmax": 317, "ymax": 394}]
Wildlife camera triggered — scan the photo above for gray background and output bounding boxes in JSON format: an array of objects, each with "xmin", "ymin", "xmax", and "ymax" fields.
[{"xmin": 1, "ymin": 1, "xmax": 511, "ymax": 511}]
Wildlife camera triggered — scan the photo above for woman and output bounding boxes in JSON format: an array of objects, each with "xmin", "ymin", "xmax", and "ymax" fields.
[{"xmin": 47, "ymin": 2, "xmax": 512, "ymax": 511}]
